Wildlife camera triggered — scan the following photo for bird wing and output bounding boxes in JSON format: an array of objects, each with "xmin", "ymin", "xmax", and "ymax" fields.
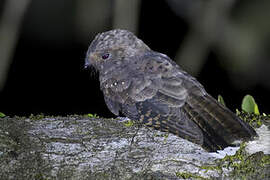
[
  {"xmin": 128, "ymin": 52, "xmax": 190, "ymax": 105},
  {"xmin": 136, "ymin": 52, "xmax": 257, "ymax": 151},
  {"xmin": 104, "ymin": 96, "xmax": 121, "ymax": 116},
  {"xmin": 99, "ymin": 52, "xmax": 203, "ymax": 144},
  {"xmin": 127, "ymin": 52, "xmax": 205, "ymax": 144},
  {"xmin": 100, "ymin": 51, "xmax": 257, "ymax": 151},
  {"xmin": 100, "ymin": 51, "xmax": 191, "ymax": 113}
]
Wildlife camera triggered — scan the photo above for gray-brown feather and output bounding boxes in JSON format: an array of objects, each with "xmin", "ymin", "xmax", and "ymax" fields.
[{"xmin": 86, "ymin": 29, "xmax": 257, "ymax": 152}]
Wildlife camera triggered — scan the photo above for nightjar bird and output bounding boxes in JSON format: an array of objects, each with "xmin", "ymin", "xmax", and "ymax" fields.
[{"xmin": 85, "ymin": 29, "xmax": 257, "ymax": 152}]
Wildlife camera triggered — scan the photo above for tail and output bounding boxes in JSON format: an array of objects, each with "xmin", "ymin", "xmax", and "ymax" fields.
[{"xmin": 183, "ymin": 93, "xmax": 257, "ymax": 152}]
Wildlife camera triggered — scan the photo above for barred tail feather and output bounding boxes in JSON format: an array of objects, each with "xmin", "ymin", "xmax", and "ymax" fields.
[{"xmin": 184, "ymin": 93, "xmax": 257, "ymax": 152}]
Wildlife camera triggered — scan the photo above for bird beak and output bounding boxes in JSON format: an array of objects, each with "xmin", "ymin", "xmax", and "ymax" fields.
[
  {"xmin": 85, "ymin": 52, "xmax": 99, "ymax": 69},
  {"xmin": 84, "ymin": 56, "xmax": 90, "ymax": 69},
  {"xmin": 85, "ymin": 50, "xmax": 94, "ymax": 69}
]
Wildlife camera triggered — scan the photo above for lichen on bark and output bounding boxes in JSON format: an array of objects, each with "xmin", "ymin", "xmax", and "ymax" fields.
[{"xmin": 0, "ymin": 112, "xmax": 269, "ymax": 179}]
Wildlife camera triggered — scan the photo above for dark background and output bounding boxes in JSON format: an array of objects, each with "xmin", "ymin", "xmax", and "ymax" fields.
[{"xmin": 0, "ymin": 0, "xmax": 269, "ymax": 117}]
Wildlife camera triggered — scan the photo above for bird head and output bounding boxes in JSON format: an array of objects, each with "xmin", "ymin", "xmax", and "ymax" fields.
[{"xmin": 85, "ymin": 29, "xmax": 150, "ymax": 71}]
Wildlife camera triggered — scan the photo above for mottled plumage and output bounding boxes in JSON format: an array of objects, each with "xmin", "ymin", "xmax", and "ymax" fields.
[{"xmin": 85, "ymin": 29, "xmax": 257, "ymax": 152}]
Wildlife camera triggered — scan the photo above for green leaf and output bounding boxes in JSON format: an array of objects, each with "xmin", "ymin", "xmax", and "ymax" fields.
[
  {"xmin": 88, "ymin": 113, "xmax": 99, "ymax": 118},
  {"xmin": 218, "ymin": 95, "xmax": 226, "ymax": 107},
  {"xmin": 123, "ymin": 120, "xmax": 134, "ymax": 127},
  {"xmin": 0, "ymin": 112, "xmax": 6, "ymax": 118},
  {"xmin": 254, "ymin": 103, "xmax": 260, "ymax": 115},
  {"xmin": 241, "ymin": 95, "xmax": 260, "ymax": 115},
  {"xmin": 236, "ymin": 109, "xmax": 241, "ymax": 116}
]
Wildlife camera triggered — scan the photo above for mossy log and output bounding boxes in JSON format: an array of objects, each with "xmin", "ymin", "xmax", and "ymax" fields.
[{"xmin": 0, "ymin": 115, "xmax": 269, "ymax": 179}]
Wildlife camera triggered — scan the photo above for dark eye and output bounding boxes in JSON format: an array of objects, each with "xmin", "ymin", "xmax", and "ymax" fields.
[{"xmin": 101, "ymin": 53, "xmax": 110, "ymax": 60}]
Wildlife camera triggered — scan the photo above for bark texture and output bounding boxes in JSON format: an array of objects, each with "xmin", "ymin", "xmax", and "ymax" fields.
[{"xmin": 0, "ymin": 115, "xmax": 269, "ymax": 180}]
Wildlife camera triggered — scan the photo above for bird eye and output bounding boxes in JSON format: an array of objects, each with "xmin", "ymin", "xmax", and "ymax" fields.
[{"xmin": 101, "ymin": 53, "xmax": 110, "ymax": 60}]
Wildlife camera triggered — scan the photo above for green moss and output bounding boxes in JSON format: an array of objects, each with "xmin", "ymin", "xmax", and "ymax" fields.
[
  {"xmin": 200, "ymin": 164, "xmax": 222, "ymax": 173},
  {"xmin": 225, "ymin": 150, "xmax": 269, "ymax": 179},
  {"xmin": 154, "ymin": 132, "xmax": 169, "ymax": 138},
  {"xmin": 237, "ymin": 110, "xmax": 269, "ymax": 128},
  {"xmin": 175, "ymin": 172, "xmax": 209, "ymax": 180},
  {"xmin": 262, "ymin": 154, "xmax": 270, "ymax": 162},
  {"xmin": 34, "ymin": 173, "xmax": 48, "ymax": 180},
  {"xmin": 87, "ymin": 172, "xmax": 110, "ymax": 179},
  {"xmin": 123, "ymin": 120, "xmax": 134, "ymax": 127},
  {"xmin": 29, "ymin": 113, "xmax": 45, "ymax": 120},
  {"xmin": 87, "ymin": 113, "xmax": 99, "ymax": 118},
  {"xmin": 224, "ymin": 143, "xmax": 246, "ymax": 162},
  {"xmin": 198, "ymin": 142, "xmax": 270, "ymax": 179}
]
